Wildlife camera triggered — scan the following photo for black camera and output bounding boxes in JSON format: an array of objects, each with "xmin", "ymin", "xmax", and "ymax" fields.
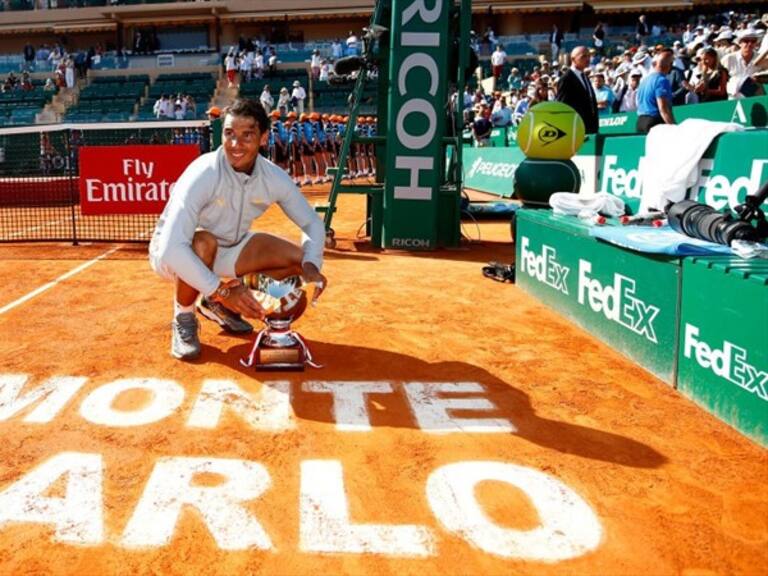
[
  {"xmin": 666, "ymin": 201, "xmax": 759, "ymax": 244},
  {"xmin": 666, "ymin": 181, "xmax": 768, "ymax": 246}
]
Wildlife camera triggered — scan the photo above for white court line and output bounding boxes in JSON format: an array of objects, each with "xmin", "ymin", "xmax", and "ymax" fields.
[
  {"xmin": 0, "ymin": 246, "xmax": 121, "ymax": 316},
  {"xmin": 8, "ymin": 216, "xmax": 72, "ymax": 239}
]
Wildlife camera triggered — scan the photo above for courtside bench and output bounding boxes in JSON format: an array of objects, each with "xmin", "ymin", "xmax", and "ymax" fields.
[
  {"xmin": 515, "ymin": 209, "xmax": 681, "ymax": 385},
  {"xmin": 515, "ymin": 211, "xmax": 768, "ymax": 446}
]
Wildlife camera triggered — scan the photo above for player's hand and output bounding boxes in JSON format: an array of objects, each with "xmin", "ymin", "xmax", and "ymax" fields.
[
  {"xmin": 220, "ymin": 282, "xmax": 266, "ymax": 320},
  {"xmin": 301, "ymin": 262, "xmax": 327, "ymax": 304}
]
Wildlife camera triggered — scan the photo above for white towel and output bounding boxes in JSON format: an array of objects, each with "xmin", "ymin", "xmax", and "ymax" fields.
[
  {"xmin": 638, "ymin": 118, "xmax": 743, "ymax": 213},
  {"xmin": 549, "ymin": 192, "xmax": 626, "ymax": 218}
]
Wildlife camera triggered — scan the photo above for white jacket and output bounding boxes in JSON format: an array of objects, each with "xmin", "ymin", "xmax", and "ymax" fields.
[{"xmin": 150, "ymin": 148, "xmax": 324, "ymax": 296}]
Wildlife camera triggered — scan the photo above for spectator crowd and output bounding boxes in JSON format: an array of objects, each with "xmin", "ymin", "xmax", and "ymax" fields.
[{"xmin": 464, "ymin": 10, "xmax": 767, "ymax": 144}]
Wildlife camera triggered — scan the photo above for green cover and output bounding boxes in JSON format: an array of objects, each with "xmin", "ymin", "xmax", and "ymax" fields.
[
  {"xmin": 678, "ymin": 257, "xmax": 768, "ymax": 446},
  {"xmin": 516, "ymin": 209, "xmax": 681, "ymax": 383}
]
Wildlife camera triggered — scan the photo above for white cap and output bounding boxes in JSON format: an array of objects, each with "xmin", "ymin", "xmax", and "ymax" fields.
[
  {"xmin": 715, "ymin": 30, "xmax": 734, "ymax": 42},
  {"xmin": 736, "ymin": 28, "xmax": 762, "ymax": 42}
]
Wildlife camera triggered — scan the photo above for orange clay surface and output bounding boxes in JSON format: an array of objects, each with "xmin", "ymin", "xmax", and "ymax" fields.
[{"xmin": 0, "ymin": 186, "xmax": 766, "ymax": 576}]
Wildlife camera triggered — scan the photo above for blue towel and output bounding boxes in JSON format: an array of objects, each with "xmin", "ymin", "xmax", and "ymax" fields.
[{"xmin": 590, "ymin": 224, "xmax": 733, "ymax": 256}]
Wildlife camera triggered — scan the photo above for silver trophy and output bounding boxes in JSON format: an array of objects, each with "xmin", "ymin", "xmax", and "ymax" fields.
[{"xmin": 240, "ymin": 274, "xmax": 321, "ymax": 370}]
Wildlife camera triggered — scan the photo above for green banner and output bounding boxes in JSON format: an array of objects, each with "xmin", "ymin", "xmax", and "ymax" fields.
[
  {"xmin": 516, "ymin": 209, "xmax": 681, "ymax": 383},
  {"xmin": 692, "ymin": 131, "xmax": 768, "ymax": 211},
  {"xmin": 463, "ymin": 146, "xmax": 526, "ymax": 198},
  {"xmin": 597, "ymin": 135, "xmax": 646, "ymax": 213},
  {"xmin": 678, "ymin": 257, "xmax": 768, "ymax": 446},
  {"xmin": 597, "ymin": 130, "xmax": 768, "ymax": 214},
  {"xmin": 599, "ymin": 95, "xmax": 768, "ymax": 135},
  {"xmin": 383, "ymin": 0, "xmax": 451, "ymax": 249}
]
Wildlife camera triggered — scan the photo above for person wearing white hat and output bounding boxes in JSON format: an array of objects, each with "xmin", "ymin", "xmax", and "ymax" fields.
[
  {"xmin": 614, "ymin": 68, "xmax": 643, "ymax": 113},
  {"xmin": 291, "ymin": 80, "xmax": 306, "ymax": 115},
  {"xmin": 633, "ymin": 50, "xmax": 652, "ymax": 74},
  {"xmin": 722, "ymin": 28, "xmax": 766, "ymax": 98},
  {"xmin": 714, "ymin": 30, "xmax": 735, "ymax": 60}
]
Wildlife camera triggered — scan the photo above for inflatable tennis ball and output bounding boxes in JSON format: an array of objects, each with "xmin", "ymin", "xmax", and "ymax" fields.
[
  {"xmin": 513, "ymin": 158, "xmax": 581, "ymax": 207},
  {"xmin": 516, "ymin": 102, "xmax": 585, "ymax": 160}
]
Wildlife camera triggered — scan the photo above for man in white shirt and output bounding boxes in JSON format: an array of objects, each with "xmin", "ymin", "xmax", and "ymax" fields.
[
  {"xmin": 259, "ymin": 85, "xmax": 274, "ymax": 113},
  {"xmin": 149, "ymin": 98, "xmax": 327, "ymax": 360},
  {"xmin": 225, "ymin": 48, "xmax": 238, "ymax": 88},
  {"xmin": 490, "ymin": 44, "xmax": 507, "ymax": 80},
  {"xmin": 310, "ymin": 49, "xmax": 322, "ymax": 80},
  {"xmin": 723, "ymin": 29, "xmax": 766, "ymax": 98},
  {"xmin": 291, "ymin": 80, "xmax": 306, "ymax": 115}
]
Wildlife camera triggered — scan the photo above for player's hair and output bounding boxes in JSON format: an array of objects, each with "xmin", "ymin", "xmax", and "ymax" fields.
[{"xmin": 226, "ymin": 98, "xmax": 269, "ymax": 133}]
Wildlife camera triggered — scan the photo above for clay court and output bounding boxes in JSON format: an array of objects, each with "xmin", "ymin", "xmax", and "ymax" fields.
[{"xmin": 0, "ymin": 188, "xmax": 766, "ymax": 575}]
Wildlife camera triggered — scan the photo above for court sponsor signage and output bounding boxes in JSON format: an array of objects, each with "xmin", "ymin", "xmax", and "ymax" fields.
[
  {"xmin": 598, "ymin": 131, "xmax": 768, "ymax": 214},
  {"xmin": 0, "ymin": 374, "xmax": 603, "ymax": 560},
  {"xmin": 692, "ymin": 132, "xmax": 768, "ymax": 211},
  {"xmin": 519, "ymin": 236, "xmax": 569, "ymax": 294},
  {"xmin": 597, "ymin": 136, "xmax": 646, "ymax": 213},
  {"xmin": 678, "ymin": 257, "xmax": 768, "ymax": 445},
  {"xmin": 79, "ymin": 145, "xmax": 199, "ymax": 215},
  {"xmin": 462, "ymin": 147, "xmax": 525, "ymax": 198},
  {"xmin": 577, "ymin": 259, "xmax": 660, "ymax": 343},
  {"xmin": 683, "ymin": 324, "xmax": 767, "ymax": 401},
  {"xmin": 516, "ymin": 210, "xmax": 680, "ymax": 383},
  {"xmin": 598, "ymin": 95, "xmax": 768, "ymax": 135},
  {"xmin": 384, "ymin": 0, "xmax": 451, "ymax": 248}
]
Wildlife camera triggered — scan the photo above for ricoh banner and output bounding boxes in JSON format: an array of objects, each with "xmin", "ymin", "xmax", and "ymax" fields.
[
  {"xmin": 384, "ymin": 0, "xmax": 450, "ymax": 249},
  {"xmin": 79, "ymin": 145, "xmax": 199, "ymax": 215}
]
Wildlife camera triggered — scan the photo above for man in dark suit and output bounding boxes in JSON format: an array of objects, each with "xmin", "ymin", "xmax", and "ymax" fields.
[{"xmin": 556, "ymin": 46, "xmax": 599, "ymax": 134}]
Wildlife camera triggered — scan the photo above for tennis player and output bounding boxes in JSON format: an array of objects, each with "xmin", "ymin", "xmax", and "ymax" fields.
[{"xmin": 149, "ymin": 98, "xmax": 327, "ymax": 360}]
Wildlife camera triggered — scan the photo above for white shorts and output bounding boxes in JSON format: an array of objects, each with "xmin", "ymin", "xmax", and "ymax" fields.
[{"xmin": 149, "ymin": 231, "xmax": 256, "ymax": 283}]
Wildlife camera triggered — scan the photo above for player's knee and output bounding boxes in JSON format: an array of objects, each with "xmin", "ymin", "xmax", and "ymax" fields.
[{"xmin": 192, "ymin": 231, "xmax": 218, "ymax": 265}]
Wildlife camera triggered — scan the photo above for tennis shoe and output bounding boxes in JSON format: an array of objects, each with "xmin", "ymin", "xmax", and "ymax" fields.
[
  {"xmin": 171, "ymin": 312, "xmax": 201, "ymax": 360},
  {"xmin": 198, "ymin": 297, "xmax": 254, "ymax": 334}
]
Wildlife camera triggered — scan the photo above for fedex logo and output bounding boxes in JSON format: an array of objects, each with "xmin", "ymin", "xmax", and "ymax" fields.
[
  {"xmin": 519, "ymin": 237, "xmax": 570, "ymax": 294},
  {"xmin": 695, "ymin": 159, "xmax": 768, "ymax": 211},
  {"xmin": 599, "ymin": 154, "xmax": 645, "ymax": 199},
  {"xmin": 684, "ymin": 324, "xmax": 768, "ymax": 401},
  {"xmin": 577, "ymin": 260, "xmax": 660, "ymax": 343}
]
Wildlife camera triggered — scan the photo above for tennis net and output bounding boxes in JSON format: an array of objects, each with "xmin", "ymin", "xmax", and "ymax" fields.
[{"xmin": 0, "ymin": 120, "xmax": 211, "ymax": 244}]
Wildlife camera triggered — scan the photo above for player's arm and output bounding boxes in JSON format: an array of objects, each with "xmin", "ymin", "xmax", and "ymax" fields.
[{"xmin": 275, "ymin": 173, "xmax": 327, "ymax": 300}]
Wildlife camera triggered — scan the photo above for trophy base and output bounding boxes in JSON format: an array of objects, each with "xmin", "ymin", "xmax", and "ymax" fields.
[
  {"xmin": 254, "ymin": 345, "xmax": 307, "ymax": 371},
  {"xmin": 241, "ymin": 327, "xmax": 321, "ymax": 371}
]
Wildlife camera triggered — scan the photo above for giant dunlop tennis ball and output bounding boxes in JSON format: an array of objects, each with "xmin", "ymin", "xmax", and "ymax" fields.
[
  {"xmin": 513, "ymin": 158, "xmax": 581, "ymax": 207},
  {"xmin": 516, "ymin": 102, "xmax": 585, "ymax": 159}
]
